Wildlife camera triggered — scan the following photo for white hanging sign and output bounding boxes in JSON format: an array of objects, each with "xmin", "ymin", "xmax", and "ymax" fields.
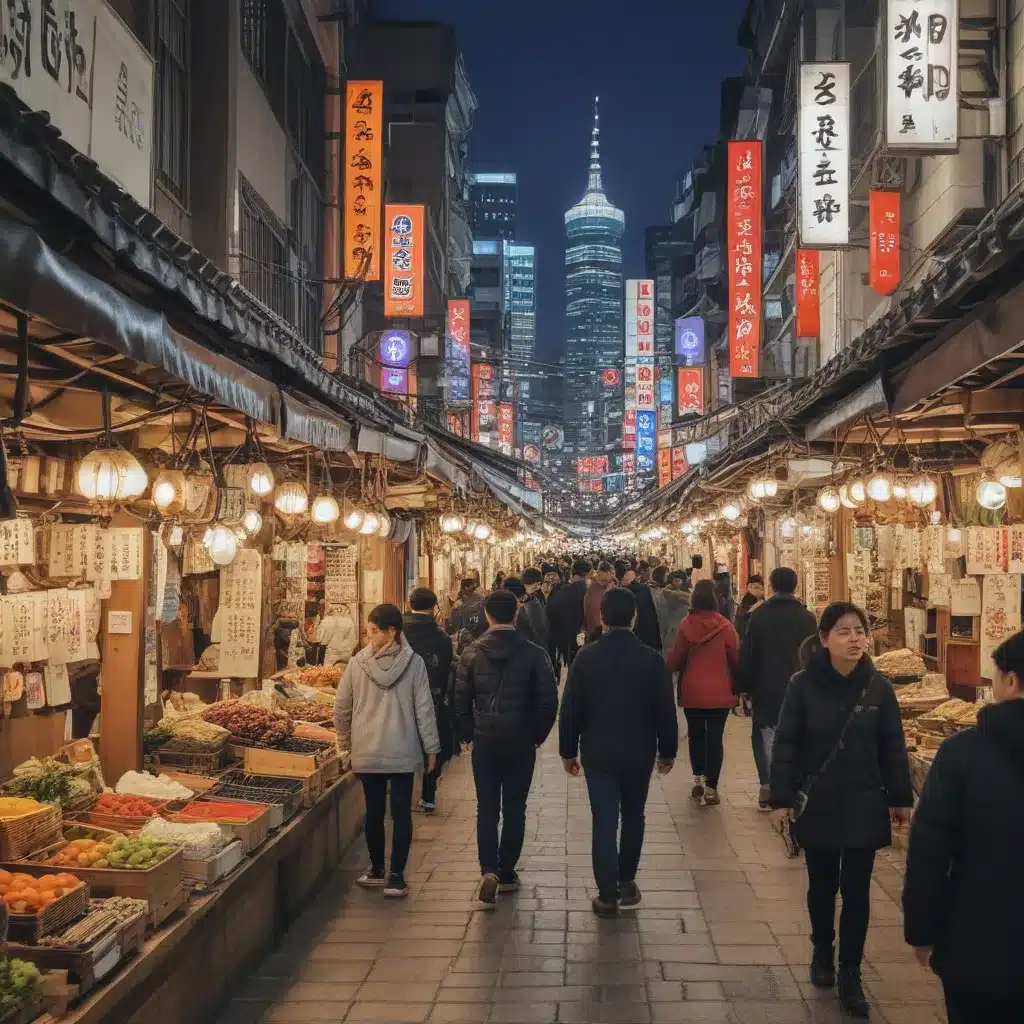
[
  {"xmin": 798, "ymin": 62, "xmax": 850, "ymax": 247},
  {"xmin": 885, "ymin": 0, "xmax": 959, "ymax": 151}
]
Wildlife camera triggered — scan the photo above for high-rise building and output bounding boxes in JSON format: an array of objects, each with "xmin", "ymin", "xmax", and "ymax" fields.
[
  {"xmin": 469, "ymin": 173, "xmax": 518, "ymax": 241},
  {"xmin": 503, "ymin": 243, "xmax": 536, "ymax": 364},
  {"xmin": 563, "ymin": 98, "xmax": 625, "ymax": 458}
]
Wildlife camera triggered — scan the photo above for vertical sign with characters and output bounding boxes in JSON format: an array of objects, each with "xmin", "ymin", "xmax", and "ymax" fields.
[
  {"xmin": 870, "ymin": 191, "xmax": 902, "ymax": 295},
  {"xmin": 446, "ymin": 299, "xmax": 471, "ymax": 403},
  {"xmin": 795, "ymin": 249, "xmax": 821, "ymax": 338},
  {"xmin": 798, "ymin": 63, "xmax": 851, "ymax": 247},
  {"xmin": 636, "ymin": 410, "xmax": 656, "ymax": 475},
  {"xmin": 676, "ymin": 367, "xmax": 705, "ymax": 416},
  {"xmin": 383, "ymin": 204, "xmax": 424, "ymax": 317},
  {"xmin": 344, "ymin": 81, "xmax": 383, "ymax": 280},
  {"xmin": 727, "ymin": 141, "xmax": 762, "ymax": 378}
]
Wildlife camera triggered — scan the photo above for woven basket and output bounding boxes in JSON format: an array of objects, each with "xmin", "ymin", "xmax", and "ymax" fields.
[{"xmin": 0, "ymin": 806, "xmax": 63, "ymax": 861}]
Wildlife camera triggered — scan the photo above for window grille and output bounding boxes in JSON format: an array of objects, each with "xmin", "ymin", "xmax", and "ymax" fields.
[
  {"xmin": 1010, "ymin": 0, "xmax": 1024, "ymax": 192},
  {"xmin": 154, "ymin": 0, "xmax": 190, "ymax": 205},
  {"xmin": 238, "ymin": 173, "xmax": 292, "ymax": 325}
]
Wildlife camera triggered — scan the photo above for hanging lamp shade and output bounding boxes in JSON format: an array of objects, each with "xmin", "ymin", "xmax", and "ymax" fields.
[
  {"xmin": 151, "ymin": 469, "xmax": 186, "ymax": 513},
  {"xmin": 248, "ymin": 462, "xmax": 275, "ymax": 497},
  {"xmin": 908, "ymin": 473, "xmax": 938, "ymax": 507},
  {"xmin": 77, "ymin": 449, "xmax": 148, "ymax": 502},
  {"xmin": 274, "ymin": 481, "xmax": 308, "ymax": 516},
  {"xmin": 376, "ymin": 512, "xmax": 392, "ymax": 538},
  {"xmin": 439, "ymin": 512, "xmax": 464, "ymax": 534},
  {"xmin": 311, "ymin": 494, "xmax": 341, "ymax": 525},
  {"xmin": 343, "ymin": 506, "xmax": 365, "ymax": 531},
  {"xmin": 242, "ymin": 509, "xmax": 263, "ymax": 536},
  {"xmin": 203, "ymin": 524, "xmax": 238, "ymax": 566},
  {"xmin": 866, "ymin": 471, "xmax": 893, "ymax": 503},
  {"xmin": 359, "ymin": 511, "xmax": 380, "ymax": 535},
  {"xmin": 817, "ymin": 486, "xmax": 841, "ymax": 514},
  {"xmin": 976, "ymin": 478, "xmax": 1008, "ymax": 511},
  {"xmin": 473, "ymin": 522, "xmax": 492, "ymax": 540}
]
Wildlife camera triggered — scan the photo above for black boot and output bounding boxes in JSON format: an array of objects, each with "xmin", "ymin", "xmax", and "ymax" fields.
[
  {"xmin": 809, "ymin": 947, "xmax": 835, "ymax": 988},
  {"xmin": 837, "ymin": 967, "xmax": 870, "ymax": 1018}
]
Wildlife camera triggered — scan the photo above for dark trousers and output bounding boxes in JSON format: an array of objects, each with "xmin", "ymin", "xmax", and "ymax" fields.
[
  {"xmin": 421, "ymin": 761, "xmax": 438, "ymax": 805},
  {"xmin": 472, "ymin": 743, "xmax": 536, "ymax": 879},
  {"xmin": 944, "ymin": 984, "xmax": 1024, "ymax": 1023},
  {"xmin": 804, "ymin": 846, "xmax": 876, "ymax": 968},
  {"xmin": 751, "ymin": 712, "xmax": 774, "ymax": 786},
  {"xmin": 683, "ymin": 708, "xmax": 730, "ymax": 788},
  {"xmin": 585, "ymin": 766, "xmax": 653, "ymax": 901},
  {"xmin": 359, "ymin": 772, "xmax": 414, "ymax": 876}
]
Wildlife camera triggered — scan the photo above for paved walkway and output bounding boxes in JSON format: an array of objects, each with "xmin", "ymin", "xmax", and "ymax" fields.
[{"xmin": 218, "ymin": 716, "xmax": 947, "ymax": 1024}]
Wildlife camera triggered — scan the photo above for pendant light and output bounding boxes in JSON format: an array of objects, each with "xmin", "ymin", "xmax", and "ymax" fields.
[
  {"xmin": 839, "ymin": 485, "xmax": 858, "ymax": 510},
  {"xmin": 721, "ymin": 502, "xmax": 741, "ymax": 522},
  {"xmin": 376, "ymin": 511, "xmax": 392, "ymax": 538},
  {"xmin": 817, "ymin": 486, "xmax": 841, "ymax": 514},
  {"xmin": 77, "ymin": 395, "xmax": 149, "ymax": 502},
  {"xmin": 866, "ymin": 470, "xmax": 894, "ymax": 503},
  {"xmin": 203, "ymin": 524, "xmax": 239, "ymax": 566},
  {"xmin": 908, "ymin": 473, "xmax": 938, "ymax": 508},
  {"xmin": 359, "ymin": 511, "xmax": 380, "ymax": 535},
  {"xmin": 976, "ymin": 478, "xmax": 1008, "ymax": 511},
  {"xmin": 439, "ymin": 512, "xmax": 465, "ymax": 534},
  {"xmin": 274, "ymin": 481, "xmax": 309, "ymax": 516},
  {"xmin": 343, "ymin": 504, "xmax": 365, "ymax": 531},
  {"xmin": 847, "ymin": 472, "xmax": 868, "ymax": 506},
  {"xmin": 248, "ymin": 462, "xmax": 275, "ymax": 498},
  {"xmin": 473, "ymin": 522, "xmax": 492, "ymax": 541},
  {"xmin": 311, "ymin": 494, "xmax": 340, "ymax": 525},
  {"xmin": 242, "ymin": 508, "xmax": 263, "ymax": 536},
  {"xmin": 151, "ymin": 469, "xmax": 186, "ymax": 513},
  {"xmin": 892, "ymin": 476, "xmax": 909, "ymax": 502}
]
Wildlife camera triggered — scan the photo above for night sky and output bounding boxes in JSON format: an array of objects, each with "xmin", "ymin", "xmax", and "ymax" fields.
[{"xmin": 373, "ymin": 0, "xmax": 750, "ymax": 360}]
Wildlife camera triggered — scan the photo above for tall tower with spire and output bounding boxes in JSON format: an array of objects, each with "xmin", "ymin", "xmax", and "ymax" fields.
[{"xmin": 564, "ymin": 97, "xmax": 625, "ymax": 466}]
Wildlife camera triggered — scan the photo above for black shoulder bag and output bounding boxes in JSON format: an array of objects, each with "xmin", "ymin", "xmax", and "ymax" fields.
[{"xmin": 791, "ymin": 679, "xmax": 872, "ymax": 821}]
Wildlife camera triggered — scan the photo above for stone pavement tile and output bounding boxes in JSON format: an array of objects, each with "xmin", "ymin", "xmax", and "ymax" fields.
[
  {"xmin": 708, "ymin": 922, "xmax": 776, "ymax": 945},
  {"xmin": 499, "ymin": 954, "xmax": 566, "ymax": 973},
  {"xmin": 262, "ymin": 1001, "xmax": 353, "ymax": 1022},
  {"xmin": 344, "ymin": 1002, "xmax": 432, "ymax": 1023},
  {"xmin": 274, "ymin": 982, "xmax": 361, "ymax": 1002},
  {"xmin": 426, "ymin": 1005, "xmax": 492, "ymax": 1022},
  {"xmin": 294, "ymin": 960, "xmax": 374, "ymax": 984},
  {"xmin": 650, "ymin": 1003, "xmax": 732, "ymax": 1023},
  {"xmin": 556, "ymin": 1002, "xmax": 652, "ymax": 1023},
  {"xmin": 565, "ymin": 961, "xmax": 660, "ymax": 985},
  {"xmin": 874, "ymin": 1005, "xmax": 945, "ymax": 1024},
  {"xmin": 640, "ymin": 942, "xmax": 718, "ymax": 963},
  {"xmin": 215, "ymin": 999, "xmax": 267, "ymax": 1024},
  {"xmin": 364, "ymin": 957, "xmax": 454, "ymax": 983},
  {"xmin": 715, "ymin": 944, "xmax": 788, "ymax": 966},
  {"xmin": 492, "ymin": 985, "xmax": 590, "ymax": 1002},
  {"xmin": 726, "ymin": 1000, "xmax": 813, "ymax": 1023},
  {"xmin": 377, "ymin": 938, "xmax": 464, "ymax": 958},
  {"xmin": 683, "ymin": 981, "xmax": 727, "ymax": 1000},
  {"xmin": 485, "ymin": 1002, "xmax": 557, "ymax": 1023},
  {"xmin": 355, "ymin": 982, "xmax": 442, "ymax": 1002},
  {"xmin": 496, "ymin": 972, "xmax": 567, "ymax": 988},
  {"xmin": 306, "ymin": 941, "xmax": 384, "ymax": 960},
  {"xmin": 646, "ymin": 981, "xmax": 684, "ymax": 1001}
]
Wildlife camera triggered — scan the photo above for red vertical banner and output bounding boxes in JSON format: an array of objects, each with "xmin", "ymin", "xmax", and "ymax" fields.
[
  {"xmin": 795, "ymin": 249, "xmax": 820, "ymax": 339},
  {"xmin": 497, "ymin": 403, "xmax": 514, "ymax": 452},
  {"xmin": 657, "ymin": 448, "xmax": 672, "ymax": 488},
  {"xmin": 447, "ymin": 299, "xmax": 471, "ymax": 404},
  {"xmin": 869, "ymin": 191, "xmax": 901, "ymax": 296},
  {"xmin": 471, "ymin": 363, "xmax": 496, "ymax": 443},
  {"xmin": 727, "ymin": 140, "xmax": 762, "ymax": 378},
  {"xmin": 676, "ymin": 367, "xmax": 705, "ymax": 416},
  {"xmin": 671, "ymin": 446, "xmax": 688, "ymax": 480}
]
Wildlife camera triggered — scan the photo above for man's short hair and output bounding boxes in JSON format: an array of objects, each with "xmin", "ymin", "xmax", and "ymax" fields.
[
  {"xmin": 769, "ymin": 566, "xmax": 799, "ymax": 594},
  {"xmin": 691, "ymin": 555, "xmax": 703, "ymax": 569},
  {"xmin": 573, "ymin": 560, "xmax": 592, "ymax": 577},
  {"xmin": 613, "ymin": 559, "xmax": 630, "ymax": 581},
  {"xmin": 503, "ymin": 576, "xmax": 526, "ymax": 600},
  {"xmin": 748, "ymin": 574, "xmax": 764, "ymax": 586},
  {"xmin": 541, "ymin": 563, "xmax": 558, "ymax": 576},
  {"xmin": 597, "ymin": 560, "xmax": 613, "ymax": 574},
  {"xmin": 601, "ymin": 586, "xmax": 637, "ymax": 629},
  {"xmin": 651, "ymin": 566, "xmax": 669, "ymax": 586},
  {"xmin": 522, "ymin": 567, "xmax": 544, "ymax": 585},
  {"xmin": 992, "ymin": 630, "xmax": 1024, "ymax": 677},
  {"xmin": 668, "ymin": 570, "xmax": 686, "ymax": 583},
  {"xmin": 484, "ymin": 589, "xmax": 519, "ymax": 624},
  {"xmin": 409, "ymin": 587, "xmax": 438, "ymax": 611}
]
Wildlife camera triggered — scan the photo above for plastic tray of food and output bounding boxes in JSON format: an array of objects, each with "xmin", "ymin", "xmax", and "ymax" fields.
[{"xmin": 206, "ymin": 772, "xmax": 303, "ymax": 822}]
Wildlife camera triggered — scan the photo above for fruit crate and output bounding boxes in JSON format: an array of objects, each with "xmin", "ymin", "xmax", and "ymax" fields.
[
  {"xmin": 0, "ymin": 806, "xmax": 62, "ymax": 862},
  {"xmin": 6, "ymin": 881, "xmax": 90, "ymax": 944},
  {"xmin": 206, "ymin": 772, "xmax": 304, "ymax": 823},
  {"xmin": 155, "ymin": 745, "xmax": 229, "ymax": 772},
  {"xmin": 4, "ymin": 848, "xmax": 186, "ymax": 930},
  {"xmin": 169, "ymin": 801, "xmax": 270, "ymax": 855},
  {"xmin": 71, "ymin": 798, "xmax": 177, "ymax": 834},
  {"xmin": 182, "ymin": 839, "xmax": 244, "ymax": 888}
]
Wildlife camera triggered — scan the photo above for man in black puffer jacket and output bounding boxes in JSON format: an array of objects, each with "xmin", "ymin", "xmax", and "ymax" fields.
[
  {"xmin": 903, "ymin": 629, "xmax": 1024, "ymax": 1023},
  {"xmin": 455, "ymin": 589, "xmax": 558, "ymax": 909},
  {"xmin": 403, "ymin": 589, "xmax": 454, "ymax": 813}
]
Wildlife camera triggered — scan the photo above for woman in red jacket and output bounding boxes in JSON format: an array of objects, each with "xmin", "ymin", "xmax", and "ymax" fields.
[{"xmin": 666, "ymin": 579, "xmax": 739, "ymax": 806}]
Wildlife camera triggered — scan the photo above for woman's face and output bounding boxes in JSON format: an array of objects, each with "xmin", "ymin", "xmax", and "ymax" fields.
[
  {"xmin": 822, "ymin": 612, "xmax": 868, "ymax": 663},
  {"xmin": 365, "ymin": 620, "xmax": 395, "ymax": 652}
]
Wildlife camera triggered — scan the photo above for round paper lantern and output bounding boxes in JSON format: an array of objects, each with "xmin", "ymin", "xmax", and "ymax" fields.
[
  {"xmin": 274, "ymin": 481, "xmax": 308, "ymax": 516},
  {"xmin": 248, "ymin": 462, "xmax": 275, "ymax": 497},
  {"xmin": 77, "ymin": 449, "xmax": 148, "ymax": 502},
  {"xmin": 203, "ymin": 524, "xmax": 238, "ymax": 566},
  {"xmin": 311, "ymin": 494, "xmax": 340, "ymax": 525}
]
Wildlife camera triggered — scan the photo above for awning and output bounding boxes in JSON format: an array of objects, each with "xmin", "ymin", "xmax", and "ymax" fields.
[
  {"xmin": 356, "ymin": 425, "xmax": 421, "ymax": 463},
  {"xmin": 425, "ymin": 440, "xmax": 470, "ymax": 491},
  {"xmin": 280, "ymin": 390, "xmax": 352, "ymax": 452},
  {"xmin": 0, "ymin": 214, "xmax": 281, "ymax": 427}
]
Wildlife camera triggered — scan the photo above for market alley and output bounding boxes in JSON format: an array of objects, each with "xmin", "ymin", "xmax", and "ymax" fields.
[{"xmin": 217, "ymin": 717, "xmax": 946, "ymax": 1024}]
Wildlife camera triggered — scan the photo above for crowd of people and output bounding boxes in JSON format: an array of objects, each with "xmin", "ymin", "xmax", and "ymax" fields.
[{"xmin": 331, "ymin": 552, "xmax": 1024, "ymax": 1023}]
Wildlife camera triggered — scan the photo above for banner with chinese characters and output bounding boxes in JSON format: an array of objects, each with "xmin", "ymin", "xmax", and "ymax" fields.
[
  {"xmin": 982, "ymin": 574, "xmax": 1022, "ymax": 679},
  {"xmin": 657, "ymin": 448, "xmax": 672, "ymax": 488},
  {"xmin": 497, "ymin": 403, "xmax": 515, "ymax": 454},
  {"xmin": 219, "ymin": 550, "xmax": 263, "ymax": 677},
  {"xmin": 677, "ymin": 367, "xmax": 704, "ymax": 416},
  {"xmin": 886, "ymin": 0, "xmax": 958, "ymax": 151},
  {"xmin": 798, "ymin": 63, "xmax": 850, "ymax": 247},
  {"xmin": 635, "ymin": 363, "xmax": 655, "ymax": 411},
  {"xmin": 869, "ymin": 190, "xmax": 901, "ymax": 295},
  {"xmin": 727, "ymin": 141, "xmax": 762, "ymax": 378},
  {"xmin": 671, "ymin": 446, "xmax": 688, "ymax": 480},
  {"xmin": 471, "ymin": 362, "xmax": 496, "ymax": 443},
  {"xmin": 383, "ymin": 204, "xmax": 424, "ymax": 317},
  {"xmin": 344, "ymin": 82, "xmax": 383, "ymax": 280},
  {"xmin": 795, "ymin": 249, "xmax": 821, "ymax": 338},
  {"xmin": 636, "ymin": 410, "xmax": 656, "ymax": 474},
  {"xmin": 674, "ymin": 317, "xmax": 705, "ymax": 366},
  {"xmin": 446, "ymin": 299, "xmax": 471, "ymax": 403}
]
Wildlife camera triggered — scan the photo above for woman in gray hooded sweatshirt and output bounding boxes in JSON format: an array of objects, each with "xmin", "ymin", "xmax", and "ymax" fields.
[{"xmin": 334, "ymin": 603, "xmax": 440, "ymax": 897}]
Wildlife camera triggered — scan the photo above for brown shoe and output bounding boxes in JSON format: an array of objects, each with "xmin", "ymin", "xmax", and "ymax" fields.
[
  {"xmin": 591, "ymin": 895, "xmax": 619, "ymax": 918},
  {"xmin": 618, "ymin": 882, "xmax": 642, "ymax": 907},
  {"xmin": 703, "ymin": 787, "xmax": 721, "ymax": 806}
]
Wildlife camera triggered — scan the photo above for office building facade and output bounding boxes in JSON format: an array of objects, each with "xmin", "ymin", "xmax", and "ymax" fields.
[{"xmin": 469, "ymin": 172, "xmax": 517, "ymax": 241}]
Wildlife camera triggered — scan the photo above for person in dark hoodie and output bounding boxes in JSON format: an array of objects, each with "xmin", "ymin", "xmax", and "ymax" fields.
[
  {"xmin": 650, "ymin": 565, "xmax": 690, "ymax": 653},
  {"xmin": 548, "ymin": 560, "xmax": 591, "ymax": 668},
  {"xmin": 403, "ymin": 588, "xmax": 454, "ymax": 813},
  {"xmin": 770, "ymin": 602, "xmax": 912, "ymax": 1019},
  {"xmin": 733, "ymin": 574, "xmax": 764, "ymax": 641},
  {"xmin": 454, "ymin": 589, "xmax": 558, "ymax": 909},
  {"xmin": 447, "ymin": 577, "xmax": 488, "ymax": 653},
  {"xmin": 666, "ymin": 579, "xmax": 738, "ymax": 806},
  {"xmin": 615, "ymin": 560, "xmax": 663, "ymax": 653},
  {"xmin": 903, "ymin": 629, "xmax": 1024, "ymax": 1023},
  {"xmin": 738, "ymin": 567, "xmax": 817, "ymax": 810},
  {"xmin": 520, "ymin": 568, "xmax": 551, "ymax": 653},
  {"xmin": 560, "ymin": 587, "xmax": 678, "ymax": 917}
]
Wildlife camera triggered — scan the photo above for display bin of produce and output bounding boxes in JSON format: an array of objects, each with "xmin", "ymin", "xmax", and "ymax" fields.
[
  {"xmin": 909, "ymin": 750, "xmax": 936, "ymax": 795},
  {"xmin": 154, "ymin": 744, "xmax": 229, "ymax": 773},
  {"xmin": 182, "ymin": 839, "xmax": 244, "ymax": 888},
  {"xmin": 0, "ymin": 805, "xmax": 63, "ymax": 863},
  {"xmin": 71, "ymin": 794, "xmax": 180, "ymax": 833},
  {"xmin": 320, "ymin": 753, "xmax": 340, "ymax": 784},
  {"xmin": 196, "ymin": 793, "xmax": 283, "ymax": 831},
  {"xmin": 241, "ymin": 745, "xmax": 318, "ymax": 780},
  {"xmin": 168, "ymin": 801, "xmax": 271, "ymax": 855},
  {"xmin": 3, "ymin": 873, "xmax": 90, "ymax": 944},
  {"xmin": 205, "ymin": 772, "xmax": 304, "ymax": 823},
  {"xmin": 4, "ymin": 846, "xmax": 186, "ymax": 931}
]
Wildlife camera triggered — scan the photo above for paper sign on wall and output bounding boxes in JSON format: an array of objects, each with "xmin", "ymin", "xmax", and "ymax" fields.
[
  {"xmin": 950, "ymin": 578, "xmax": 981, "ymax": 616},
  {"xmin": 981, "ymin": 574, "xmax": 1022, "ymax": 679}
]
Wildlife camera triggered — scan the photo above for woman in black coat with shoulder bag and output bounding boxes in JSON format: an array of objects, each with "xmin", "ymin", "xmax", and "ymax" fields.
[{"xmin": 770, "ymin": 602, "xmax": 913, "ymax": 1019}]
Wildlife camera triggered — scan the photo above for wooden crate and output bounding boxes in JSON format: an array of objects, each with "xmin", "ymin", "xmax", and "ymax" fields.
[
  {"xmin": 320, "ymin": 754, "xmax": 340, "ymax": 785},
  {"xmin": 242, "ymin": 747, "xmax": 318, "ymax": 779},
  {"xmin": 0, "ymin": 805, "xmax": 62, "ymax": 861},
  {"xmin": 6, "ymin": 881, "xmax": 90, "ymax": 944},
  {"xmin": 3, "ymin": 847, "xmax": 186, "ymax": 930},
  {"xmin": 169, "ymin": 802, "xmax": 270, "ymax": 855}
]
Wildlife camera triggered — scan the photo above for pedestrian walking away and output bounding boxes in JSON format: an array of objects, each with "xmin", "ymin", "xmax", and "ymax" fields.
[
  {"xmin": 333, "ymin": 603, "xmax": 441, "ymax": 899},
  {"xmin": 903, "ymin": 629, "xmax": 1024, "ymax": 1023},
  {"xmin": 733, "ymin": 573, "xmax": 763, "ymax": 642},
  {"xmin": 559, "ymin": 586, "xmax": 678, "ymax": 917},
  {"xmin": 547, "ymin": 560, "xmax": 591, "ymax": 668},
  {"xmin": 615, "ymin": 560, "xmax": 663, "ymax": 653},
  {"xmin": 737, "ymin": 567, "xmax": 817, "ymax": 809},
  {"xmin": 666, "ymin": 579, "xmax": 739, "ymax": 806},
  {"xmin": 650, "ymin": 565, "xmax": 690, "ymax": 654},
  {"xmin": 582, "ymin": 561, "xmax": 616, "ymax": 643},
  {"xmin": 770, "ymin": 601, "xmax": 913, "ymax": 1019},
  {"xmin": 454, "ymin": 588, "xmax": 558, "ymax": 910},
  {"xmin": 402, "ymin": 588, "xmax": 455, "ymax": 813}
]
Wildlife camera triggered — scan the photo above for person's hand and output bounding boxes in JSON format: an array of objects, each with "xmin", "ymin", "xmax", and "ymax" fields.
[
  {"xmin": 770, "ymin": 807, "xmax": 791, "ymax": 832},
  {"xmin": 656, "ymin": 759, "xmax": 674, "ymax": 775},
  {"xmin": 426, "ymin": 753, "xmax": 437, "ymax": 774},
  {"xmin": 891, "ymin": 807, "xmax": 913, "ymax": 827},
  {"xmin": 913, "ymin": 946, "xmax": 932, "ymax": 968},
  {"xmin": 562, "ymin": 757, "xmax": 581, "ymax": 777}
]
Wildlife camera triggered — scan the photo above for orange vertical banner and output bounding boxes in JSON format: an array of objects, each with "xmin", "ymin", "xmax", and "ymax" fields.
[
  {"xmin": 795, "ymin": 249, "xmax": 820, "ymax": 338},
  {"xmin": 344, "ymin": 81, "xmax": 382, "ymax": 281},
  {"xmin": 676, "ymin": 367, "xmax": 705, "ymax": 416},
  {"xmin": 869, "ymin": 191, "xmax": 901, "ymax": 296},
  {"xmin": 727, "ymin": 140, "xmax": 762, "ymax": 378},
  {"xmin": 384, "ymin": 204, "xmax": 425, "ymax": 318},
  {"xmin": 657, "ymin": 448, "xmax": 672, "ymax": 488}
]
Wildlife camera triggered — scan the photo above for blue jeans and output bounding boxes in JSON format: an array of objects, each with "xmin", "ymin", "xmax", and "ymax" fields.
[
  {"xmin": 751, "ymin": 718, "xmax": 776, "ymax": 786},
  {"xmin": 584, "ymin": 767, "xmax": 652, "ymax": 902},
  {"xmin": 472, "ymin": 744, "xmax": 536, "ymax": 880}
]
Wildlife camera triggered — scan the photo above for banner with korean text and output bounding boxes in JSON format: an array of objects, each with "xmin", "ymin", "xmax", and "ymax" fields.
[
  {"xmin": 727, "ymin": 141, "xmax": 762, "ymax": 378},
  {"xmin": 869, "ymin": 191, "xmax": 901, "ymax": 295},
  {"xmin": 344, "ymin": 81, "xmax": 383, "ymax": 280},
  {"xmin": 795, "ymin": 249, "xmax": 821, "ymax": 338},
  {"xmin": 384, "ymin": 205, "xmax": 424, "ymax": 317},
  {"xmin": 798, "ymin": 63, "xmax": 850, "ymax": 247},
  {"xmin": 446, "ymin": 300, "xmax": 471, "ymax": 403},
  {"xmin": 677, "ymin": 367, "xmax": 705, "ymax": 417}
]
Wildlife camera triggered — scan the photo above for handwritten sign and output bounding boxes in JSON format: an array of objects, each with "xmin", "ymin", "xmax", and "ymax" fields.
[
  {"xmin": 981, "ymin": 574, "xmax": 1022, "ymax": 679},
  {"xmin": 0, "ymin": 519, "xmax": 34, "ymax": 566}
]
